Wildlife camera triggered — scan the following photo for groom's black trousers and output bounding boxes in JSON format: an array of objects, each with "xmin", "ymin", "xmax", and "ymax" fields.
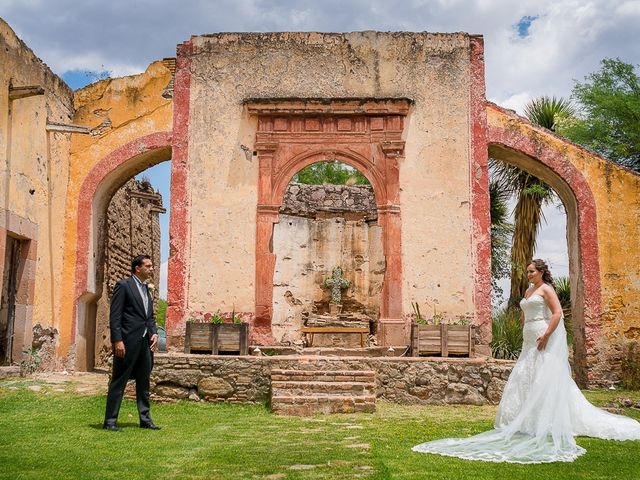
[{"xmin": 104, "ymin": 335, "xmax": 153, "ymax": 426}]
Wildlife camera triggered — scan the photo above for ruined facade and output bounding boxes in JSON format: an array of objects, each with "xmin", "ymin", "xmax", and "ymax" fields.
[
  {"xmin": 1, "ymin": 18, "xmax": 639, "ymax": 387},
  {"xmin": 94, "ymin": 178, "xmax": 164, "ymax": 368}
]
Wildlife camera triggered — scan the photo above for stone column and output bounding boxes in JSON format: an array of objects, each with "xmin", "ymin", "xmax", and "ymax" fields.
[
  {"xmin": 254, "ymin": 141, "xmax": 279, "ymax": 344},
  {"xmin": 376, "ymin": 139, "xmax": 406, "ymax": 346}
]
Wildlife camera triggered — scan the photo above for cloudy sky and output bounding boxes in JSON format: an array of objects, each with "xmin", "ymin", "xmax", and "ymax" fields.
[{"xmin": 2, "ymin": 0, "xmax": 638, "ymax": 298}]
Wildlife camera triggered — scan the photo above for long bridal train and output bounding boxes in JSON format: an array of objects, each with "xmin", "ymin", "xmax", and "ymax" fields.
[{"xmin": 413, "ymin": 295, "xmax": 640, "ymax": 464}]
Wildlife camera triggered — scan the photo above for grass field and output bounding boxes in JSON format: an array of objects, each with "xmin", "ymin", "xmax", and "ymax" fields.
[{"xmin": 1, "ymin": 379, "xmax": 639, "ymax": 480}]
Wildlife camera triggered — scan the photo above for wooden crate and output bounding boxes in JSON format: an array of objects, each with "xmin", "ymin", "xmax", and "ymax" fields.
[
  {"xmin": 185, "ymin": 323, "xmax": 249, "ymax": 355},
  {"xmin": 411, "ymin": 323, "xmax": 472, "ymax": 357}
]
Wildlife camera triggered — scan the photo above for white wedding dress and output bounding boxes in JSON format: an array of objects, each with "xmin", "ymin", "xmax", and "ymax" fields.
[{"xmin": 412, "ymin": 294, "xmax": 640, "ymax": 463}]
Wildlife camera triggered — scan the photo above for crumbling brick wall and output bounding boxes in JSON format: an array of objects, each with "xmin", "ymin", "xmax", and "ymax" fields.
[{"xmin": 94, "ymin": 178, "xmax": 165, "ymax": 368}]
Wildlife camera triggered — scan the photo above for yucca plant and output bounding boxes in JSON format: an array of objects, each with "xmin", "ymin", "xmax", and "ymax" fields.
[
  {"xmin": 491, "ymin": 307, "xmax": 523, "ymax": 360},
  {"xmin": 524, "ymin": 96, "xmax": 575, "ymax": 132},
  {"xmin": 553, "ymin": 276, "xmax": 573, "ymax": 345}
]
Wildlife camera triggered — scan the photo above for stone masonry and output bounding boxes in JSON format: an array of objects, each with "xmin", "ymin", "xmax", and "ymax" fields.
[
  {"xmin": 281, "ymin": 182, "xmax": 377, "ymax": 219},
  {"xmin": 151, "ymin": 354, "xmax": 514, "ymax": 406},
  {"xmin": 94, "ymin": 178, "xmax": 165, "ymax": 368}
]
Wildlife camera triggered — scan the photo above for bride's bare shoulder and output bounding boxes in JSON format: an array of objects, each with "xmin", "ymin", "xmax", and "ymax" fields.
[{"xmin": 540, "ymin": 283, "xmax": 557, "ymax": 298}]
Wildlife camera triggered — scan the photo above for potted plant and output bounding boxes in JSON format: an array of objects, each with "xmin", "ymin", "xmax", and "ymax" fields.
[
  {"xmin": 410, "ymin": 302, "xmax": 473, "ymax": 357},
  {"xmin": 184, "ymin": 310, "xmax": 249, "ymax": 355}
]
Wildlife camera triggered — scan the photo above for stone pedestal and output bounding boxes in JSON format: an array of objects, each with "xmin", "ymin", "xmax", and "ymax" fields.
[
  {"xmin": 329, "ymin": 304, "xmax": 342, "ymax": 315},
  {"xmin": 377, "ymin": 318, "xmax": 408, "ymax": 346}
]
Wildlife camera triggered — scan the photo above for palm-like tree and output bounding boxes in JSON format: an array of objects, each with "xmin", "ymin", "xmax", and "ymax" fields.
[
  {"xmin": 489, "ymin": 179, "xmax": 513, "ymax": 300},
  {"xmin": 491, "ymin": 96, "xmax": 575, "ymax": 307}
]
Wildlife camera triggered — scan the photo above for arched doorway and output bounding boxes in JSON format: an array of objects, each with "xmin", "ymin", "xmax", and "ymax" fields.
[
  {"xmin": 487, "ymin": 141, "xmax": 601, "ymax": 386},
  {"xmin": 73, "ymin": 133, "xmax": 172, "ymax": 371},
  {"xmin": 272, "ymin": 160, "xmax": 381, "ymax": 346},
  {"xmin": 248, "ymin": 98, "xmax": 410, "ymax": 345}
]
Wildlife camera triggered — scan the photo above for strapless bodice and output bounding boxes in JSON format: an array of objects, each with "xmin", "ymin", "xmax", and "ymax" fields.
[{"xmin": 519, "ymin": 294, "xmax": 550, "ymax": 323}]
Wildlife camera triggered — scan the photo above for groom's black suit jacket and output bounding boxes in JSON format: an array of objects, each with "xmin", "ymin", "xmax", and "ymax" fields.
[{"xmin": 109, "ymin": 276, "xmax": 157, "ymax": 347}]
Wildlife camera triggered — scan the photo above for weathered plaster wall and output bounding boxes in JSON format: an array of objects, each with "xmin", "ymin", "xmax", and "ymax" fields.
[
  {"xmin": 183, "ymin": 32, "xmax": 476, "ymax": 333},
  {"xmin": 272, "ymin": 183, "xmax": 383, "ymax": 344},
  {"xmin": 59, "ymin": 61, "xmax": 173, "ymax": 362},
  {"xmin": 0, "ymin": 19, "xmax": 73, "ymax": 360}
]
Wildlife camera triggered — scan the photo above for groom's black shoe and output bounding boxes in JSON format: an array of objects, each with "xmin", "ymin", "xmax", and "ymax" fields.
[
  {"xmin": 140, "ymin": 422, "xmax": 161, "ymax": 430},
  {"xmin": 103, "ymin": 423, "xmax": 122, "ymax": 432}
]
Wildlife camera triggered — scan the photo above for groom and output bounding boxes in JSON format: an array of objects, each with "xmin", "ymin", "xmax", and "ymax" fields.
[{"xmin": 103, "ymin": 255, "xmax": 160, "ymax": 431}]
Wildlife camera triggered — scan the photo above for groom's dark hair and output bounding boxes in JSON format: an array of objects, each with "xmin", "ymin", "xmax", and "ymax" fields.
[{"xmin": 131, "ymin": 255, "xmax": 152, "ymax": 273}]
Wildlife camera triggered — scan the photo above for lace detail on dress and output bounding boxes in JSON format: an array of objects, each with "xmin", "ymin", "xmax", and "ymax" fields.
[{"xmin": 413, "ymin": 294, "xmax": 640, "ymax": 463}]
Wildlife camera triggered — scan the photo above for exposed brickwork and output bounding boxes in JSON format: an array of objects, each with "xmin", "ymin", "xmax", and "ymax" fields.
[{"xmin": 94, "ymin": 179, "xmax": 165, "ymax": 368}]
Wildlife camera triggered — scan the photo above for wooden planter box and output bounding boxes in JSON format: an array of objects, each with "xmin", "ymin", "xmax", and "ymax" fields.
[
  {"xmin": 411, "ymin": 323, "xmax": 473, "ymax": 357},
  {"xmin": 185, "ymin": 323, "xmax": 249, "ymax": 355}
]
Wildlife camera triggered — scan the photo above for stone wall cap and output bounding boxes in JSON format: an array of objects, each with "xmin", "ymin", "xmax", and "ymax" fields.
[
  {"xmin": 245, "ymin": 97, "xmax": 413, "ymax": 116},
  {"xmin": 154, "ymin": 352, "xmax": 515, "ymax": 366}
]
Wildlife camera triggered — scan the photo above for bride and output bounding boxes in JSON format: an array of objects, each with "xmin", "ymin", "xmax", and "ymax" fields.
[{"xmin": 413, "ymin": 259, "xmax": 640, "ymax": 463}]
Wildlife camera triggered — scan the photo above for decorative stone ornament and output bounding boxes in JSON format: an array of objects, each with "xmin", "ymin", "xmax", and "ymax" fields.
[{"xmin": 324, "ymin": 266, "xmax": 350, "ymax": 306}]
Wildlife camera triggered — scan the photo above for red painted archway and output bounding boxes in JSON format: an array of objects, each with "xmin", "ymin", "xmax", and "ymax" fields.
[
  {"xmin": 72, "ymin": 132, "xmax": 173, "ymax": 370},
  {"xmin": 248, "ymin": 98, "xmax": 410, "ymax": 345}
]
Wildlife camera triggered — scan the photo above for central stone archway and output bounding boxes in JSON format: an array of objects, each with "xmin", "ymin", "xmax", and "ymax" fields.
[{"xmin": 247, "ymin": 98, "xmax": 411, "ymax": 345}]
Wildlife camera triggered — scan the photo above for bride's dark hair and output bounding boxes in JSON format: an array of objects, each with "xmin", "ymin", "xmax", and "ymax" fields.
[{"xmin": 531, "ymin": 258, "xmax": 554, "ymax": 285}]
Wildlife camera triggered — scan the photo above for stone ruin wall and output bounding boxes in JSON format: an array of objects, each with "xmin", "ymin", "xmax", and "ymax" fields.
[
  {"xmin": 151, "ymin": 354, "xmax": 514, "ymax": 406},
  {"xmin": 272, "ymin": 182, "xmax": 384, "ymax": 346},
  {"xmin": 184, "ymin": 32, "xmax": 476, "ymax": 329},
  {"xmin": 94, "ymin": 179, "xmax": 164, "ymax": 368},
  {"xmin": 0, "ymin": 19, "xmax": 74, "ymax": 367}
]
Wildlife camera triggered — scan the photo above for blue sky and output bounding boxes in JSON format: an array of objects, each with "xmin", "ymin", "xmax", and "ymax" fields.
[
  {"xmin": 3, "ymin": 0, "xmax": 638, "ymax": 298},
  {"xmin": 515, "ymin": 15, "xmax": 538, "ymax": 38}
]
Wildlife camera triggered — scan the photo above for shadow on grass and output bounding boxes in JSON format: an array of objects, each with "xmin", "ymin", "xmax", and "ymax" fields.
[{"xmin": 89, "ymin": 422, "xmax": 151, "ymax": 430}]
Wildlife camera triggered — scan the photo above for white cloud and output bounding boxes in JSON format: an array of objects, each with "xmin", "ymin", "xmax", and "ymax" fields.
[
  {"xmin": 2, "ymin": 0, "xmax": 637, "ymax": 100},
  {"xmin": 2, "ymin": 0, "xmax": 632, "ymax": 297},
  {"xmin": 498, "ymin": 92, "xmax": 533, "ymax": 115}
]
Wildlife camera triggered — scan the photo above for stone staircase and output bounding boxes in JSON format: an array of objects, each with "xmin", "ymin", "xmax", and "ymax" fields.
[{"xmin": 270, "ymin": 367, "xmax": 377, "ymax": 415}]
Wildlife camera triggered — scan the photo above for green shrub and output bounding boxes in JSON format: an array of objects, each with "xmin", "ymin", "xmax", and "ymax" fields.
[
  {"xmin": 491, "ymin": 308, "xmax": 523, "ymax": 360},
  {"xmin": 553, "ymin": 276, "xmax": 573, "ymax": 345},
  {"xmin": 20, "ymin": 348, "xmax": 41, "ymax": 375},
  {"xmin": 156, "ymin": 298, "xmax": 167, "ymax": 328}
]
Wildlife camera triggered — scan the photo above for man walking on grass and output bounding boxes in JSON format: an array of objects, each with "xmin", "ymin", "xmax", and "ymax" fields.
[{"xmin": 103, "ymin": 255, "xmax": 160, "ymax": 431}]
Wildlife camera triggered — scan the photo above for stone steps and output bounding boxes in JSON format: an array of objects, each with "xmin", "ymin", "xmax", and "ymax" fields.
[
  {"xmin": 270, "ymin": 367, "xmax": 376, "ymax": 416},
  {"xmin": 271, "ymin": 369, "xmax": 375, "ymax": 383},
  {"xmin": 272, "ymin": 380, "xmax": 373, "ymax": 396}
]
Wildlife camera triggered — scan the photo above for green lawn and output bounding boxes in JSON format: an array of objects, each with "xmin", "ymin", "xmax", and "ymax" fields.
[{"xmin": 1, "ymin": 380, "xmax": 639, "ymax": 480}]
